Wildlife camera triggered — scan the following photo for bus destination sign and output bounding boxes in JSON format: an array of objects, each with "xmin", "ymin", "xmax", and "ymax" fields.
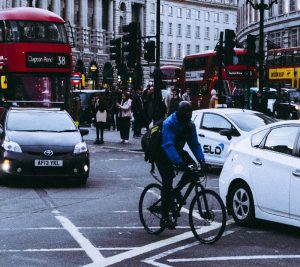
[{"xmin": 26, "ymin": 53, "xmax": 70, "ymax": 68}]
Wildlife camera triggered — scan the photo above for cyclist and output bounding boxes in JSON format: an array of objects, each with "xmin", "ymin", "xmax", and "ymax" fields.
[{"xmin": 153, "ymin": 101, "xmax": 205, "ymax": 229}]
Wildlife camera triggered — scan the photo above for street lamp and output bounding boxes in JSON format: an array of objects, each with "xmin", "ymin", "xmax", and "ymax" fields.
[{"xmin": 246, "ymin": 0, "xmax": 277, "ymax": 96}]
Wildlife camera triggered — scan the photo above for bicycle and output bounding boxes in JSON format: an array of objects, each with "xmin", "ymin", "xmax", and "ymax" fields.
[{"xmin": 139, "ymin": 163, "xmax": 226, "ymax": 244}]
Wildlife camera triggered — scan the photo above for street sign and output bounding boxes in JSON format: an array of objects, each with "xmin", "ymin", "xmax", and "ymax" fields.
[{"xmin": 71, "ymin": 72, "xmax": 82, "ymax": 85}]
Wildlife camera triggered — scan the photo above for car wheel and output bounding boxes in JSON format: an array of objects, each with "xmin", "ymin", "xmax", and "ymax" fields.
[{"xmin": 229, "ymin": 183, "xmax": 255, "ymax": 227}]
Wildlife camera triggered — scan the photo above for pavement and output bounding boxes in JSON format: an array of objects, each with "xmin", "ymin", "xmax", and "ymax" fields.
[{"xmin": 82, "ymin": 126, "xmax": 143, "ymax": 151}]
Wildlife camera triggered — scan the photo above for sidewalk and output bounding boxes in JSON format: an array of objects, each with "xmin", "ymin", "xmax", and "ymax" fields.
[{"xmin": 82, "ymin": 126, "xmax": 143, "ymax": 151}]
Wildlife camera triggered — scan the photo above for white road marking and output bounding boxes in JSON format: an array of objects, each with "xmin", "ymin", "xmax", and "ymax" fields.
[
  {"xmin": 83, "ymin": 220, "xmax": 232, "ymax": 267},
  {"xmin": 0, "ymin": 247, "xmax": 138, "ymax": 252},
  {"xmin": 108, "ymin": 158, "xmax": 132, "ymax": 161},
  {"xmin": 167, "ymin": 254, "xmax": 300, "ymax": 263},
  {"xmin": 143, "ymin": 227, "xmax": 238, "ymax": 266}
]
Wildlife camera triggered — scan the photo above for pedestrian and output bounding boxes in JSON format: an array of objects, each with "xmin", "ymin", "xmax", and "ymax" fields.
[
  {"xmin": 71, "ymin": 93, "xmax": 81, "ymax": 127},
  {"xmin": 93, "ymin": 94, "xmax": 108, "ymax": 144},
  {"xmin": 108, "ymin": 86, "xmax": 118, "ymax": 130},
  {"xmin": 168, "ymin": 88, "xmax": 182, "ymax": 116},
  {"xmin": 143, "ymin": 85, "xmax": 155, "ymax": 130},
  {"xmin": 131, "ymin": 87, "xmax": 144, "ymax": 137},
  {"xmin": 117, "ymin": 92, "xmax": 132, "ymax": 144},
  {"xmin": 181, "ymin": 87, "xmax": 191, "ymax": 103},
  {"xmin": 209, "ymin": 89, "xmax": 218, "ymax": 108}
]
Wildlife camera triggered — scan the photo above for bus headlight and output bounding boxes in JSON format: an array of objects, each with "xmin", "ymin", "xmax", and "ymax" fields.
[
  {"xmin": 74, "ymin": 142, "xmax": 88, "ymax": 154},
  {"xmin": 2, "ymin": 140, "xmax": 22, "ymax": 153}
]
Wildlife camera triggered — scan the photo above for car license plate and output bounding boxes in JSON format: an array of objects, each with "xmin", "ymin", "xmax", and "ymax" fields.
[{"xmin": 34, "ymin": 160, "xmax": 63, "ymax": 167}]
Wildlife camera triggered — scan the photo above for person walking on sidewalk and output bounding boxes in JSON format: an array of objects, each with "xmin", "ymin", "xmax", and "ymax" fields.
[
  {"xmin": 132, "ymin": 87, "xmax": 143, "ymax": 137},
  {"xmin": 117, "ymin": 92, "xmax": 132, "ymax": 144},
  {"xmin": 93, "ymin": 94, "xmax": 108, "ymax": 144}
]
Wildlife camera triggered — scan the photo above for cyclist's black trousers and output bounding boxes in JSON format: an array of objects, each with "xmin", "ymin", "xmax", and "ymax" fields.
[{"xmin": 154, "ymin": 150, "xmax": 195, "ymax": 220}]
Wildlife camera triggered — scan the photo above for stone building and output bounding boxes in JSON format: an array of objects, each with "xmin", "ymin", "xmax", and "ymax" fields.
[
  {"xmin": 0, "ymin": 0, "xmax": 237, "ymax": 87},
  {"xmin": 237, "ymin": 0, "xmax": 300, "ymax": 48}
]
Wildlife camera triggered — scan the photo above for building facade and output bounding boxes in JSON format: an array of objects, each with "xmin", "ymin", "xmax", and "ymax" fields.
[
  {"xmin": 237, "ymin": 0, "xmax": 300, "ymax": 48},
  {"xmin": 1, "ymin": 0, "xmax": 237, "ymax": 87}
]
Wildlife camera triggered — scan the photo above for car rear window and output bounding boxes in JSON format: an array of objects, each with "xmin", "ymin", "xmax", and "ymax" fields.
[
  {"xmin": 7, "ymin": 111, "xmax": 77, "ymax": 132},
  {"xmin": 227, "ymin": 113, "xmax": 276, "ymax": 132}
]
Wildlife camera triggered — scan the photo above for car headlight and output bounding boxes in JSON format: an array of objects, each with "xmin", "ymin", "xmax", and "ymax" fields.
[
  {"xmin": 2, "ymin": 140, "xmax": 22, "ymax": 153},
  {"xmin": 74, "ymin": 142, "xmax": 88, "ymax": 154},
  {"xmin": 295, "ymin": 105, "xmax": 299, "ymax": 110}
]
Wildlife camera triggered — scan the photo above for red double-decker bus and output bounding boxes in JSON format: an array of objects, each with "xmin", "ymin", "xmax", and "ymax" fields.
[
  {"xmin": 182, "ymin": 48, "xmax": 257, "ymax": 108},
  {"xmin": 0, "ymin": 7, "xmax": 73, "ymax": 106},
  {"xmin": 266, "ymin": 47, "xmax": 300, "ymax": 89},
  {"xmin": 160, "ymin": 65, "xmax": 181, "ymax": 89}
]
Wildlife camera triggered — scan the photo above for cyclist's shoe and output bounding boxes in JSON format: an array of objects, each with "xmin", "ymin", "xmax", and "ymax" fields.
[{"xmin": 160, "ymin": 218, "xmax": 177, "ymax": 230}]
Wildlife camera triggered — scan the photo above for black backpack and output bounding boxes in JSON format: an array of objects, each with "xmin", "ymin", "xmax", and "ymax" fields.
[{"xmin": 141, "ymin": 119, "xmax": 164, "ymax": 164}]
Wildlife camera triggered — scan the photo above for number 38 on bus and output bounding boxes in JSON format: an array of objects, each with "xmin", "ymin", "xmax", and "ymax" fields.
[{"xmin": 0, "ymin": 7, "xmax": 73, "ymax": 106}]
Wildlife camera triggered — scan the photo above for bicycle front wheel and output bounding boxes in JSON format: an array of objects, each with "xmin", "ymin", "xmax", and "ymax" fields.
[
  {"xmin": 189, "ymin": 189, "xmax": 226, "ymax": 244},
  {"xmin": 139, "ymin": 183, "xmax": 165, "ymax": 235}
]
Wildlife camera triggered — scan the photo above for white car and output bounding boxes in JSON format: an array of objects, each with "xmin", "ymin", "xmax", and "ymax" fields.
[
  {"xmin": 187, "ymin": 108, "xmax": 276, "ymax": 166},
  {"xmin": 219, "ymin": 120, "xmax": 300, "ymax": 228}
]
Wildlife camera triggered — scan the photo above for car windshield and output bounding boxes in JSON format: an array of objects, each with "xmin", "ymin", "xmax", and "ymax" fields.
[
  {"xmin": 227, "ymin": 113, "xmax": 276, "ymax": 132},
  {"xmin": 7, "ymin": 111, "xmax": 77, "ymax": 132}
]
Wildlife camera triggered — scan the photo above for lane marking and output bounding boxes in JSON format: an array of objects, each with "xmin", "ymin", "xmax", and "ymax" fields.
[
  {"xmin": 167, "ymin": 254, "xmax": 300, "ymax": 263},
  {"xmin": 0, "ymin": 226, "xmax": 191, "ymax": 230},
  {"xmin": 83, "ymin": 220, "xmax": 234, "ymax": 267},
  {"xmin": 35, "ymin": 189, "xmax": 105, "ymax": 264},
  {"xmin": 143, "ymin": 227, "xmax": 238, "ymax": 266}
]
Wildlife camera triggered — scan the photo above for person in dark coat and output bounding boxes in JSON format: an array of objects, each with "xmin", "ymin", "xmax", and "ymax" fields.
[
  {"xmin": 168, "ymin": 88, "xmax": 182, "ymax": 116},
  {"xmin": 92, "ymin": 94, "xmax": 108, "ymax": 144},
  {"xmin": 131, "ymin": 87, "xmax": 144, "ymax": 137}
]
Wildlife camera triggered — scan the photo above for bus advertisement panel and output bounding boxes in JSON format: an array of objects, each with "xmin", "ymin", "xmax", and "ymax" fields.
[
  {"xmin": 266, "ymin": 47, "xmax": 300, "ymax": 89},
  {"xmin": 182, "ymin": 48, "xmax": 257, "ymax": 109},
  {"xmin": 0, "ymin": 7, "xmax": 73, "ymax": 107}
]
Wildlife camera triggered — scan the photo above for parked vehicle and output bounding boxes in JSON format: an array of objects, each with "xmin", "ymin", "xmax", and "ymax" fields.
[
  {"xmin": 219, "ymin": 120, "xmax": 300, "ymax": 228},
  {"xmin": 249, "ymin": 87, "xmax": 277, "ymax": 114},
  {"xmin": 273, "ymin": 88, "xmax": 300, "ymax": 119},
  {"xmin": 186, "ymin": 108, "xmax": 276, "ymax": 166},
  {"xmin": 0, "ymin": 107, "xmax": 89, "ymax": 184}
]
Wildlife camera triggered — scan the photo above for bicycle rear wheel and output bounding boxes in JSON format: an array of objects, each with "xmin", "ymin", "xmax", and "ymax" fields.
[
  {"xmin": 189, "ymin": 189, "xmax": 226, "ymax": 244},
  {"xmin": 139, "ymin": 183, "xmax": 165, "ymax": 235}
]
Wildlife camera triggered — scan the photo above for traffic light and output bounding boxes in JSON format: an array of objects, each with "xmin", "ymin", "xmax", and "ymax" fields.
[
  {"xmin": 144, "ymin": 40, "xmax": 155, "ymax": 62},
  {"xmin": 246, "ymin": 34, "xmax": 256, "ymax": 66},
  {"xmin": 122, "ymin": 22, "xmax": 139, "ymax": 68},
  {"xmin": 110, "ymin": 38, "xmax": 122, "ymax": 66},
  {"xmin": 224, "ymin": 29, "xmax": 236, "ymax": 65}
]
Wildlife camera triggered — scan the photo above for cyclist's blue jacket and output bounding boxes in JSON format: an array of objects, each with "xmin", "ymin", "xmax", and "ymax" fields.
[{"xmin": 161, "ymin": 112, "xmax": 205, "ymax": 165}]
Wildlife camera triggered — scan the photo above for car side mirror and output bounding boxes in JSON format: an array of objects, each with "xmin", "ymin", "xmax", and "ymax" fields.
[
  {"xmin": 80, "ymin": 129, "xmax": 89, "ymax": 136},
  {"xmin": 219, "ymin": 129, "xmax": 232, "ymax": 140}
]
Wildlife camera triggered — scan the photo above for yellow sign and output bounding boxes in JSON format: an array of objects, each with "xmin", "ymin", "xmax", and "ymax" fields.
[
  {"xmin": 269, "ymin": 68, "xmax": 294, "ymax": 80},
  {"xmin": 90, "ymin": 64, "xmax": 97, "ymax": 71},
  {"xmin": 1, "ymin": 75, "xmax": 7, "ymax": 89}
]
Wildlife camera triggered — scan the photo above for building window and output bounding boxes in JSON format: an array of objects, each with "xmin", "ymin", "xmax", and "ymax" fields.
[
  {"xmin": 205, "ymin": 45, "xmax": 209, "ymax": 50},
  {"xmin": 289, "ymin": 29, "xmax": 298, "ymax": 47},
  {"xmin": 151, "ymin": 20, "xmax": 155, "ymax": 34},
  {"xmin": 269, "ymin": 5, "xmax": 274, "ymax": 18},
  {"xmin": 275, "ymin": 32, "xmax": 282, "ymax": 47},
  {"xmin": 168, "ymin": 23, "xmax": 172, "ymax": 35},
  {"xmin": 278, "ymin": 0, "xmax": 283, "ymax": 14},
  {"xmin": 186, "ymin": 25, "xmax": 191, "ymax": 38},
  {"xmin": 214, "ymin": 13, "xmax": 219, "ymax": 22},
  {"xmin": 160, "ymin": 21, "xmax": 163, "ymax": 34},
  {"xmin": 151, "ymin": 3, "xmax": 155, "ymax": 13},
  {"xmin": 186, "ymin": 44, "xmax": 191, "ymax": 55},
  {"xmin": 187, "ymin": 9, "xmax": 191, "ymax": 19},
  {"xmin": 176, "ymin": 43, "xmax": 181, "ymax": 59},
  {"xmin": 160, "ymin": 5, "xmax": 164, "ymax": 15},
  {"xmin": 196, "ymin": 26, "xmax": 200, "ymax": 38},
  {"xmin": 205, "ymin": 11, "xmax": 210, "ymax": 21},
  {"xmin": 168, "ymin": 43, "xmax": 172, "ymax": 58},
  {"xmin": 195, "ymin": 45, "xmax": 200, "ymax": 53},
  {"xmin": 224, "ymin": 14, "xmax": 229, "ymax": 23},
  {"xmin": 177, "ymin": 24, "xmax": 182, "ymax": 36},
  {"xmin": 160, "ymin": 42, "xmax": 163, "ymax": 58},
  {"xmin": 205, "ymin": 27, "xmax": 210, "ymax": 39},
  {"xmin": 197, "ymin": 11, "xmax": 201, "ymax": 20},
  {"xmin": 214, "ymin": 28, "xmax": 219, "ymax": 40},
  {"xmin": 168, "ymin": 6, "xmax": 173, "ymax": 16},
  {"xmin": 290, "ymin": 0, "xmax": 296, "ymax": 12},
  {"xmin": 177, "ymin": 7, "xmax": 182, "ymax": 17}
]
